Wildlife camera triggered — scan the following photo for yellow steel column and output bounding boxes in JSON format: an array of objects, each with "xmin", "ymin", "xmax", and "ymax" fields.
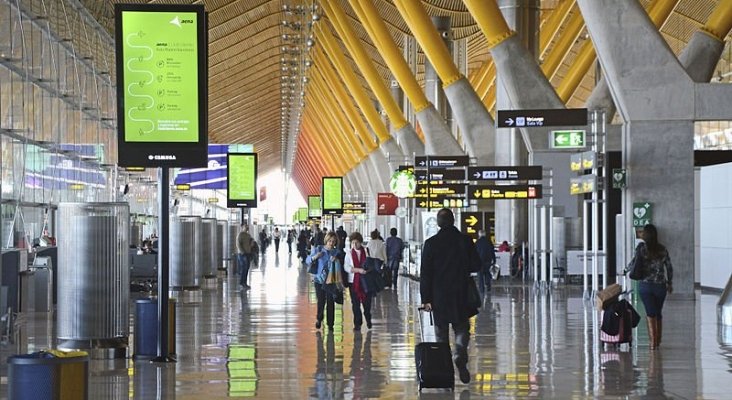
[
  {"xmin": 299, "ymin": 129, "xmax": 340, "ymax": 176},
  {"xmin": 539, "ymin": 0, "xmax": 577, "ymax": 58},
  {"xmin": 557, "ymin": 0, "xmax": 679, "ymax": 102},
  {"xmin": 391, "ymin": 0, "xmax": 465, "ymax": 87},
  {"xmin": 307, "ymin": 80, "xmax": 366, "ymax": 162},
  {"xmin": 701, "ymin": 0, "xmax": 732, "ymax": 41},
  {"xmin": 540, "ymin": 5, "xmax": 585, "ymax": 80},
  {"xmin": 305, "ymin": 81, "xmax": 362, "ymax": 166},
  {"xmin": 301, "ymin": 117, "xmax": 347, "ymax": 175},
  {"xmin": 309, "ymin": 76, "xmax": 369, "ymax": 161},
  {"xmin": 303, "ymin": 106, "xmax": 359, "ymax": 169},
  {"xmin": 348, "ymin": 0, "xmax": 431, "ymax": 112},
  {"xmin": 315, "ymin": 22, "xmax": 391, "ymax": 144},
  {"xmin": 320, "ymin": 0, "xmax": 410, "ymax": 132},
  {"xmin": 312, "ymin": 49, "xmax": 377, "ymax": 152},
  {"xmin": 460, "ymin": 0, "xmax": 516, "ymax": 50}
]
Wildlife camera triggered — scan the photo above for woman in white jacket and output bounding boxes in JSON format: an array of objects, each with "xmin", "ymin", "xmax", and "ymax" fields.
[
  {"xmin": 344, "ymin": 232, "xmax": 373, "ymax": 330},
  {"xmin": 366, "ymin": 230, "xmax": 387, "ymax": 264}
]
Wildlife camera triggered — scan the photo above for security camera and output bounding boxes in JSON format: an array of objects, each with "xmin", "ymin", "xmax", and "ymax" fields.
[{"xmin": 440, "ymin": 31, "xmax": 450, "ymax": 39}]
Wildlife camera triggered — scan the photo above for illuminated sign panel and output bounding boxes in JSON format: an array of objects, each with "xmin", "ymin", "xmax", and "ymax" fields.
[
  {"xmin": 308, "ymin": 196, "xmax": 322, "ymax": 218},
  {"xmin": 322, "ymin": 177, "xmax": 343, "ymax": 215},
  {"xmin": 468, "ymin": 185, "xmax": 543, "ymax": 200},
  {"xmin": 297, "ymin": 207, "xmax": 308, "ymax": 222},
  {"xmin": 226, "ymin": 153, "xmax": 257, "ymax": 208},
  {"xmin": 343, "ymin": 202, "xmax": 366, "ymax": 215},
  {"xmin": 115, "ymin": 4, "xmax": 208, "ymax": 167}
]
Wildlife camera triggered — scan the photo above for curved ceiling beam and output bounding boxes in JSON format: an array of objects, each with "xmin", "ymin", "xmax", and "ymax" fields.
[
  {"xmin": 308, "ymin": 74, "xmax": 369, "ymax": 159},
  {"xmin": 312, "ymin": 49, "xmax": 377, "ymax": 152},
  {"xmin": 349, "ymin": 0, "xmax": 431, "ymax": 113},
  {"xmin": 315, "ymin": 20, "xmax": 391, "ymax": 144},
  {"xmin": 321, "ymin": 0, "xmax": 409, "ymax": 133}
]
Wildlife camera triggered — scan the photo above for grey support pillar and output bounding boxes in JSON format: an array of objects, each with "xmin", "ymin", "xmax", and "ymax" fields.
[
  {"xmin": 394, "ymin": 124, "xmax": 424, "ymax": 157},
  {"xmin": 588, "ymin": 28, "xmax": 727, "ymax": 120},
  {"xmin": 415, "ymin": 106, "xmax": 462, "ymax": 155},
  {"xmin": 494, "ymin": 0, "xmax": 543, "ymax": 245},
  {"xmin": 577, "ymin": 0, "xmax": 695, "ymax": 299},
  {"xmin": 431, "ymin": 16, "xmax": 495, "ymax": 161},
  {"xmin": 424, "ymin": 17, "xmax": 452, "ymax": 126}
]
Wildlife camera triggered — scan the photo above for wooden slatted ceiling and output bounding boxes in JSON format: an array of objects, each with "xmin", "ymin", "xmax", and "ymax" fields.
[{"xmin": 76, "ymin": 0, "xmax": 726, "ymax": 193}]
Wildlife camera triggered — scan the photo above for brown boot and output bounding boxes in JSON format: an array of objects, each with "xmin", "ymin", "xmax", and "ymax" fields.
[{"xmin": 647, "ymin": 316, "xmax": 658, "ymax": 349}]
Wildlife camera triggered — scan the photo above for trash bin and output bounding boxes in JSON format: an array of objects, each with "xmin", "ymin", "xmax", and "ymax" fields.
[
  {"xmin": 7, "ymin": 350, "xmax": 89, "ymax": 399},
  {"xmin": 134, "ymin": 298, "xmax": 176, "ymax": 360}
]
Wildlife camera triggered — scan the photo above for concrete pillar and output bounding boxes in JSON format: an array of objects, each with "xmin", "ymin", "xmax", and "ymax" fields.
[
  {"xmin": 424, "ymin": 17, "xmax": 452, "ymax": 127},
  {"xmin": 416, "ymin": 106, "xmax": 463, "ymax": 156},
  {"xmin": 577, "ymin": 0, "xmax": 695, "ymax": 299},
  {"xmin": 588, "ymin": 30, "xmax": 726, "ymax": 119},
  {"xmin": 494, "ymin": 0, "xmax": 542, "ymax": 245}
]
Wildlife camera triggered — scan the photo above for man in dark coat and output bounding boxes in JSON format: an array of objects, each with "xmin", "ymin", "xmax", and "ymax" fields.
[
  {"xmin": 475, "ymin": 229, "xmax": 496, "ymax": 291},
  {"xmin": 420, "ymin": 208, "xmax": 480, "ymax": 384}
]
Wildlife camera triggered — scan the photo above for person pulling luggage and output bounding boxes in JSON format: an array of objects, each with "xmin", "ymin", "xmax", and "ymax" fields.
[{"xmin": 420, "ymin": 208, "xmax": 481, "ymax": 384}]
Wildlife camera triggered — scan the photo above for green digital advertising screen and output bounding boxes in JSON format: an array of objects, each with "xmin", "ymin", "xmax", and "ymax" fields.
[
  {"xmin": 115, "ymin": 4, "xmax": 207, "ymax": 167},
  {"xmin": 227, "ymin": 153, "xmax": 257, "ymax": 208},
  {"xmin": 297, "ymin": 207, "xmax": 308, "ymax": 222},
  {"xmin": 322, "ymin": 177, "xmax": 343, "ymax": 215},
  {"xmin": 308, "ymin": 196, "xmax": 322, "ymax": 218}
]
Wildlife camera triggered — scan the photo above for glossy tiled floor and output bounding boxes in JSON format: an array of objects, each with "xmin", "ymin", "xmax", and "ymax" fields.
[{"xmin": 2, "ymin": 244, "xmax": 731, "ymax": 399}]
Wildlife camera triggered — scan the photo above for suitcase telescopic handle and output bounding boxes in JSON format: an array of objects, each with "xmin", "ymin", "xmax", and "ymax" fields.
[{"xmin": 417, "ymin": 307, "xmax": 434, "ymax": 342}]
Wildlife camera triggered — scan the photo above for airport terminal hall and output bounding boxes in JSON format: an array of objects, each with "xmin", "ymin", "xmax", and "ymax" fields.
[{"xmin": 3, "ymin": 0, "xmax": 732, "ymax": 399}]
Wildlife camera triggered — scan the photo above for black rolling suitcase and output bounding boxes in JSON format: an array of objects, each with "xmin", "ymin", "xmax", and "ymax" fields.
[{"xmin": 415, "ymin": 308, "xmax": 454, "ymax": 392}]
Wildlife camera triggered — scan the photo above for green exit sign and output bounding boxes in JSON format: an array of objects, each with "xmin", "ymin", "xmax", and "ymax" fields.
[{"xmin": 550, "ymin": 130, "xmax": 586, "ymax": 149}]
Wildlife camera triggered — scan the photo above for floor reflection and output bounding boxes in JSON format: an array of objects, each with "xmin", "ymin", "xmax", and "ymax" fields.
[{"xmin": 0, "ymin": 244, "xmax": 730, "ymax": 399}]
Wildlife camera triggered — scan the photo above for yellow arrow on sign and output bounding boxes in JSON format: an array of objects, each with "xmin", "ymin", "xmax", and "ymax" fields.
[
  {"xmin": 466, "ymin": 215, "xmax": 478, "ymax": 226},
  {"xmin": 473, "ymin": 190, "xmax": 481, "ymax": 198}
]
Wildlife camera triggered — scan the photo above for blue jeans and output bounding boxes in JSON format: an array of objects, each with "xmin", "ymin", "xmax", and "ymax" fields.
[
  {"xmin": 639, "ymin": 281, "xmax": 667, "ymax": 318},
  {"xmin": 237, "ymin": 253, "xmax": 250, "ymax": 286}
]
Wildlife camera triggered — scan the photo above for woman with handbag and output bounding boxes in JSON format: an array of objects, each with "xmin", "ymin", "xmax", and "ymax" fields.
[
  {"xmin": 307, "ymin": 232, "xmax": 342, "ymax": 331},
  {"xmin": 630, "ymin": 224, "xmax": 674, "ymax": 349},
  {"xmin": 344, "ymin": 232, "xmax": 374, "ymax": 330}
]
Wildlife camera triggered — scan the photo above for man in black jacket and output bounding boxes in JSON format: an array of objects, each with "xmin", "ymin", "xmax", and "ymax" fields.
[{"xmin": 420, "ymin": 208, "xmax": 481, "ymax": 384}]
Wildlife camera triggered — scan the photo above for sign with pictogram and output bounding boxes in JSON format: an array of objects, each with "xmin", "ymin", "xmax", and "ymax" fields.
[
  {"xmin": 632, "ymin": 202, "xmax": 652, "ymax": 227},
  {"xmin": 570, "ymin": 175, "xmax": 597, "ymax": 195},
  {"xmin": 414, "ymin": 168, "xmax": 466, "ymax": 182},
  {"xmin": 497, "ymin": 108, "xmax": 588, "ymax": 128},
  {"xmin": 461, "ymin": 212, "xmax": 483, "ymax": 240},
  {"xmin": 612, "ymin": 168, "xmax": 627, "ymax": 189},
  {"xmin": 467, "ymin": 166, "xmax": 543, "ymax": 181},
  {"xmin": 550, "ymin": 130, "xmax": 586, "ymax": 149},
  {"xmin": 377, "ymin": 193, "xmax": 399, "ymax": 215},
  {"xmin": 416, "ymin": 198, "xmax": 469, "ymax": 209},
  {"xmin": 468, "ymin": 185, "xmax": 543, "ymax": 200},
  {"xmin": 414, "ymin": 155, "xmax": 470, "ymax": 168},
  {"xmin": 415, "ymin": 184, "xmax": 467, "ymax": 196}
]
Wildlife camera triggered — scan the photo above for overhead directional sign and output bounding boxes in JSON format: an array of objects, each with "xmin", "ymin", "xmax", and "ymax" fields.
[
  {"xmin": 414, "ymin": 168, "xmax": 466, "ymax": 182},
  {"xmin": 415, "ymin": 155, "xmax": 470, "ymax": 168},
  {"xmin": 416, "ymin": 198, "xmax": 469, "ymax": 209},
  {"xmin": 461, "ymin": 212, "xmax": 484, "ymax": 240},
  {"xmin": 415, "ymin": 184, "xmax": 467, "ymax": 196},
  {"xmin": 497, "ymin": 108, "xmax": 588, "ymax": 128},
  {"xmin": 550, "ymin": 130, "xmax": 586, "ymax": 149},
  {"xmin": 343, "ymin": 202, "xmax": 366, "ymax": 215},
  {"xmin": 468, "ymin": 185, "xmax": 543, "ymax": 200},
  {"xmin": 468, "ymin": 166, "xmax": 543, "ymax": 181}
]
